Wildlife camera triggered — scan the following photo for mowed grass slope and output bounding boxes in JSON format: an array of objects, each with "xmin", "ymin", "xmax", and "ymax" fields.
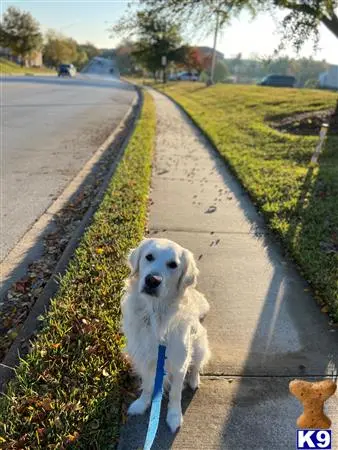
[
  {"xmin": 0, "ymin": 92, "xmax": 155, "ymax": 449},
  {"xmin": 0, "ymin": 58, "xmax": 55, "ymax": 75},
  {"xmin": 158, "ymin": 83, "xmax": 338, "ymax": 319}
]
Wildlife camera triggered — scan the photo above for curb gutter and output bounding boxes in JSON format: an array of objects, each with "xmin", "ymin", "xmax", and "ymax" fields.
[{"xmin": 0, "ymin": 85, "xmax": 143, "ymax": 392}]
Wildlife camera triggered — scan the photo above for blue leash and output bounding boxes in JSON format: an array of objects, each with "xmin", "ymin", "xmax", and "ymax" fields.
[{"xmin": 144, "ymin": 344, "xmax": 167, "ymax": 450}]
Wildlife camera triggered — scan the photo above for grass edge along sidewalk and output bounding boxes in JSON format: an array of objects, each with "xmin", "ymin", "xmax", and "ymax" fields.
[
  {"xmin": 137, "ymin": 81, "xmax": 338, "ymax": 322},
  {"xmin": 0, "ymin": 91, "xmax": 155, "ymax": 449}
]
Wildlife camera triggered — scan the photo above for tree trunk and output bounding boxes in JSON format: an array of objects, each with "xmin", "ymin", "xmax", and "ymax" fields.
[
  {"xmin": 321, "ymin": 13, "xmax": 338, "ymax": 39},
  {"xmin": 328, "ymin": 99, "xmax": 338, "ymax": 136}
]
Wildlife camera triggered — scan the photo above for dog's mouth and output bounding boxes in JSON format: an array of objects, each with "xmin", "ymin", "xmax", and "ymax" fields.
[{"xmin": 142, "ymin": 286, "xmax": 158, "ymax": 297}]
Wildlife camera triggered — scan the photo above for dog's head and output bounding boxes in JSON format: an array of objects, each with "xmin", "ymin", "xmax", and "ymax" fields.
[{"xmin": 127, "ymin": 238, "xmax": 199, "ymax": 301}]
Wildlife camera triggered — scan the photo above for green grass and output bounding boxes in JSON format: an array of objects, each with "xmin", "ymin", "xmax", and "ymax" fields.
[
  {"xmin": 0, "ymin": 91, "xmax": 156, "ymax": 449},
  {"xmin": 0, "ymin": 58, "xmax": 55, "ymax": 75},
  {"xmin": 155, "ymin": 83, "xmax": 338, "ymax": 320}
]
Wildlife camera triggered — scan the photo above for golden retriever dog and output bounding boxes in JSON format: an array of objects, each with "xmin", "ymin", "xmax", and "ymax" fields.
[{"xmin": 121, "ymin": 238, "xmax": 210, "ymax": 433}]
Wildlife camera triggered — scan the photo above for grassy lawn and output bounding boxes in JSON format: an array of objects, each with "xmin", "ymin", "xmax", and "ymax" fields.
[
  {"xmin": 0, "ymin": 92, "xmax": 155, "ymax": 449},
  {"xmin": 0, "ymin": 58, "xmax": 55, "ymax": 75},
  {"xmin": 154, "ymin": 82, "xmax": 338, "ymax": 320}
]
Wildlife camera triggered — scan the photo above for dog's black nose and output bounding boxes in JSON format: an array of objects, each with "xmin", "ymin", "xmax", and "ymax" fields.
[{"xmin": 145, "ymin": 274, "xmax": 162, "ymax": 289}]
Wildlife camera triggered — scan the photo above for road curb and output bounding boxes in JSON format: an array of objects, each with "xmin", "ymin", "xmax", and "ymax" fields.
[{"xmin": 0, "ymin": 84, "xmax": 143, "ymax": 392}]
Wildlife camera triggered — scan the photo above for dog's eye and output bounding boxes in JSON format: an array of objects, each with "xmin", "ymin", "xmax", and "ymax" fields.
[
  {"xmin": 167, "ymin": 261, "xmax": 178, "ymax": 269},
  {"xmin": 145, "ymin": 254, "xmax": 154, "ymax": 262}
]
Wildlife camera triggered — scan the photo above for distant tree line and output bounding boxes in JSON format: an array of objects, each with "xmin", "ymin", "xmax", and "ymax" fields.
[
  {"xmin": 0, "ymin": 6, "xmax": 100, "ymax": 69},
  {"xmin": 113, "ymin": 37, "xmax": 329, "ymax": 87},
  {"xmin": 112, "ymin": 10, "xmax": 230, "ymax": 81},
  {"xmin": 112, "ymin": 8, "xmax": 331, "ymax": 86}
]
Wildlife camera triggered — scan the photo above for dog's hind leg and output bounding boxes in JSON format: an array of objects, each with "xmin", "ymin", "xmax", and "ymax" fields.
[{"xmin": 188, "ymin": 331, "xmax": 210, "ymax": 390}]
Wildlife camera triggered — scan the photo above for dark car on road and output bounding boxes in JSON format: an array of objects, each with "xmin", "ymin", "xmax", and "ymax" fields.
[
  {"xmin": 57, "ymin": 64, "xmax": 76, "ymax": 77},
  {"xmin": 258, "ymin": 74, "xmax": 296, "ymax": 88}
]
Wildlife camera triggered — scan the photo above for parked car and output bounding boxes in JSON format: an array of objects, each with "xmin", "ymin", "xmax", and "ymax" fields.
[
  {"xmin": 258, "ymin": 74, "xmax": 296, "ymax": 88},
  {"xmin": 58, "ymin": 64, "xmax": 77, "ymax": 77},
  {"xmin": 169, "ymin": 71, "xmax": 199, "ymax": 81}
]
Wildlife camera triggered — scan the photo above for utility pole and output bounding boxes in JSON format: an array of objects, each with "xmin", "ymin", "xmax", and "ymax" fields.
[
  {"xmin": 209, "ymin": 10, "xmax": 220, "ymax": 85},
  {"xmin": 161, "ymin": 55, "xmax": 167, "ymax": 83}
]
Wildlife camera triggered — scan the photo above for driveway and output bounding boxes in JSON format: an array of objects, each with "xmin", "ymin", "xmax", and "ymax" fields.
[{"xmin": 1, "ymin": 75, "xmax": 136, "ymax": 264}]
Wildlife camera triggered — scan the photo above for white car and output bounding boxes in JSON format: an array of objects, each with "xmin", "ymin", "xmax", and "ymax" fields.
[
  {"xmin": 169, "ymin": 72, "xmax": 199, "ymax": 81},
  {"xmin": 58, "ymin": 64, "xmax": 77, "ymax": 77}
]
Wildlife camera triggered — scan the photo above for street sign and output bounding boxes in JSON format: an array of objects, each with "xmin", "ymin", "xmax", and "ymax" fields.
[{"xmin": 161, "ymin": 56, "xmax": 167, "ymax": 66}]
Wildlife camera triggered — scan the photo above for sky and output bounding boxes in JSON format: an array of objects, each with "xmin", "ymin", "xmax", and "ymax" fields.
[{"xmin": 2, "ymin": 0, "xmax": 338, "ymax": 64}]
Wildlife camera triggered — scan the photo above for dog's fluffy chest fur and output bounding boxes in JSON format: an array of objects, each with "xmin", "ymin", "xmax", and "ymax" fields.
[{"xmin": 121, "ymin": 280, "xmax": 210, "ymax": 376}]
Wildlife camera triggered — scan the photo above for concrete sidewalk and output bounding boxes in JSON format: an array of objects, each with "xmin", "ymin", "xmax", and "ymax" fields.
[{"xmin": 118, "ymin": 89, "xmax": 338, "ymax": 449}]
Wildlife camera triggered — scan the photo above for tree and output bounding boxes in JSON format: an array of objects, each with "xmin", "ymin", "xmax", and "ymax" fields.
[
  {"xmin": 0, "ymin": 6, "xmax": 43, "ymax": 65},
  {"xmin": 115, "ymin": 40, "xmax": 137, "ymax": 74},
  {"xmin": 112, "ymin": 11, "xmax": 182, "ymax": 78},
  {"xmin": 214, "ymin": 60, "xmax": 229, "ymax": 81},
  {"xmin": 74, "ymin": 48, "xmax": 88, "ymax": 70},
  {"xmin": 139, "ymin": 0, "xmax": 338, "ymax": 50},
  {"xmin": 78, "ymin": 42, "xmax": 100, "ymax": 61},
  {"xmin": 171, "ymin": 45, "xmax": 203, "ymax": 71},
  {"xmin": 43, "ymin": 30, "xmax": 77, "ymax": 68}
]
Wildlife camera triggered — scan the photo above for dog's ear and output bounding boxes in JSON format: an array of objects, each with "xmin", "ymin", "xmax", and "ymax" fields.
[
  {"xmin": 127, "ymin": 239, "xmax": 151, "ymax": 277},
  {"xmin": 178, "ymin": 248, "xmax": 199, "ymax": 293}
]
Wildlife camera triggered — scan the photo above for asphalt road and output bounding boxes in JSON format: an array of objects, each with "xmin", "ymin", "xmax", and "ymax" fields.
[{"xmin": 1, "ymin": 74, "xmax": 136, "ymax": 262}]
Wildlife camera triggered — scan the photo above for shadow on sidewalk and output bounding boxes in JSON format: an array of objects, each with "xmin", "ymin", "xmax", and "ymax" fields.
[
  {"xmin": 219, "ymin": 102, "xmax": 338, "ymax": 449},
  {"xmin": 118, "ymin": 389, "xmax": 196, "ymax": 450}
]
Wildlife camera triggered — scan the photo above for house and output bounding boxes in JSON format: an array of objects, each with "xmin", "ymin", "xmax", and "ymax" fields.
[{"xmin": 195, "ymin": 46, "xmax": 224, "ymax": 61}]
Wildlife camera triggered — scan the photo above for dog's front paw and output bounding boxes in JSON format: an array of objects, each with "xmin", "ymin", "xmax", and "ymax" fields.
[
  {"xmin": 166, "ymin": 407, "xmax": 183, "ymax": 433},
  {"xmin": 127, "ymin": 397, "xmax": 149, "ymax": 415}
]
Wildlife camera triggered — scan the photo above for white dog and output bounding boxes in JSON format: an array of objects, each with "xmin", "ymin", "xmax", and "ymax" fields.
[{"xmin": 121, "ymin": 238, "xmax": 210, "ymax": 433}]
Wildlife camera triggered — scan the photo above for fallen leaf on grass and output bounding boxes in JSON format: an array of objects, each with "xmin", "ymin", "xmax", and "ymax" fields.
[
  {"xmin": 37, "ymin": 427, "xmax": 46, "ymax": 437},
  {"xmin": 51, "ymin": 343, "xmax": 61, "ymax": 349},
  {"xmin": 65, "ymin": 431, "xmax": 80, "ymax": 444},
  {"xmin": 16, "ymin": 434, "xmax": 28, "ymax": 448}
]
